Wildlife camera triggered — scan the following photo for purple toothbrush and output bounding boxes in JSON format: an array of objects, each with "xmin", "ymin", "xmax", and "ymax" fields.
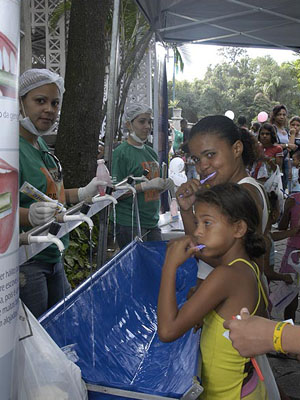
[
  {"xmin": 200, "ymin": 171, "xmax": 216, "ymax": 184},
  {"xmin": 178, "ymin": 172, "xmax": 216, "ymax": 198},
  {"xmin": 194, "ymin": 244, "xmax": 206, "ymax": 250}
]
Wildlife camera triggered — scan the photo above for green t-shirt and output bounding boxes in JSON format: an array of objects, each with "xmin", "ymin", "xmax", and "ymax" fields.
[
  {"xmin": 111, "ymin": 141, "xmax": 160, "ymax": 228},
  {"xmin": 173, "ymin": 129, "xmax": 183, "ymax": 151},
  {"xmin": 19, "ymin": 136, "xmax": 69, "ymax": 263}
]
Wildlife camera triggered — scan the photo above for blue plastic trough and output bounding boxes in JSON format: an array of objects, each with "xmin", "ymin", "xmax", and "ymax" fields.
[{"xmin": 40, "ymin": 241, "xmax": 202, "ymax": 400}]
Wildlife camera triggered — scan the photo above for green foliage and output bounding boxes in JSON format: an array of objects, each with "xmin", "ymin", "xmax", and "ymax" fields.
[
  {"xmin": 168, "ymin": 99, "xmax": 180, "ymax": 108},
  {"xmin": 168, "ymin": 50, "xmax": 300, "ymax": 124},
  {"xmin": 49, "ymin": 1, "xmax": 71, "ymax": 31},
  {"xmin": 64, "ymin": 214, "xmax": 100, "ymax": 289}
]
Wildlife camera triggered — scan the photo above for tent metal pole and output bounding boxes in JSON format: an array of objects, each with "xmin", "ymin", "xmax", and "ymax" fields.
[
  {"xmin": 227, "ymin": 0, "xmax": 300, "ymax": 25},
  {"xmin": 97, "ymin": 0, "xmax": 121, "ymax": 267}
]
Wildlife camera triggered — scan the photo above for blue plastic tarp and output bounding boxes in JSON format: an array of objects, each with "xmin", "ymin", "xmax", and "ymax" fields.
[{"xmin": 40, "ymin": 241, "xmax": 200, "ymax": 399}]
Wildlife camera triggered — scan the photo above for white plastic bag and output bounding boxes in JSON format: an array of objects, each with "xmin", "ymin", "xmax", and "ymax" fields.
[
  {"xmin": 256, "ymin": 355, "xmax": 280, "ymax": 400},
  {"xmin": 264, "ymin": 165, "xmax": 284, "ymax": 211},
  {"xmin": 269, "ymin": 276, "xmax": 298, "ymax": 312},
  {"xmin": 257, "ymin": 162, "xmax": 269, "ymax": 179},
  {"xmin": 15, "ymin": 302, "xmax": 87, "ymax": 400}
]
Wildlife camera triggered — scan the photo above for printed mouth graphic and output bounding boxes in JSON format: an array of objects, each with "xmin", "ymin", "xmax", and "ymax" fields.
[
  {"xmin": 0, "ymin": 157, "xmax": 18, "ymax": 253},
  {"xmin": 0, "ymin": 31, "xmax": 17, "ymax": 99}
]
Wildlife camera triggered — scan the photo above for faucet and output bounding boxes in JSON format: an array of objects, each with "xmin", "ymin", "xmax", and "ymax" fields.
[
  {"xmin": 19, "ymin": 222, "xmax": 65, "ymax": 254},
  {"xmin": 89, "ymin": 186, "xmax": 118, "ymax": 205},
  {"xmin": 56, "ymin": 203, "xmax": 94, "ymax": 230},
  {"xmin": 128, "ymin": 169, "xmax": 150, "ymax": 183}
]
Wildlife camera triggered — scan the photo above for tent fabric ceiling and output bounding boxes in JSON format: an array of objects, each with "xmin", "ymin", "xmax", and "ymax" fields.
[{"xmin": 135, "ymin": 0, "xmax": 300, "ymax": 52}]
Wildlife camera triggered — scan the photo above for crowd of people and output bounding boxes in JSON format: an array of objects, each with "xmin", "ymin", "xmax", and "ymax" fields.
[{"xmin": 18, "ymin": 67, "xmax": 300, "ymax": 398}]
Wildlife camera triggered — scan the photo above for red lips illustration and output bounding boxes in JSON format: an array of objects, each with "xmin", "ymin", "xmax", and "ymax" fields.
[
  {"xmin": 0, "ymin": 157, "xmax": 18, "ymax": 253},
  {"xmin": 0, "ymin": 31, "xmax": 17, "ymax": 99}
]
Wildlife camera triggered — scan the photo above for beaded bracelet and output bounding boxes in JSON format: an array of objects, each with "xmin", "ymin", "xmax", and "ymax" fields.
[{"xmin": 273, "ymin": 321, "xmax": 290, "ymax": 353}]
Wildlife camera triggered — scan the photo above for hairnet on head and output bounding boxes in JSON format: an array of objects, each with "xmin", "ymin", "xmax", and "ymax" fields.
[
  {"xmin": 19, "ymin": 68, "xmax": 65, "ymax": 98},
  {"xmin": 124, "ymin": 103, "xmax": 152, "ymax": 122}
]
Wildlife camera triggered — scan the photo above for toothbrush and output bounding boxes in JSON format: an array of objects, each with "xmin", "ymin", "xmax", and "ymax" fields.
[
  {"xmin": 178, "ymin": 172, "xmax": 216, "ymax": 198},
  {"xmin": 194, "ymin": 244, "xmax": 206, "ymax": 251},
  {"xmin": 232, "ymin": 315, "xmax": 264, "ymax": 381},
  {"xmin": 200, "ymin": 171, "xmax": 216, "ymax": 185}
]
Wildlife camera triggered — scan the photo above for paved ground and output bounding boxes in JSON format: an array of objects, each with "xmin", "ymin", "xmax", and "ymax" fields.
[{"xmin": 269, "ymin": 238, "xmax": 300, "ymax": 400}]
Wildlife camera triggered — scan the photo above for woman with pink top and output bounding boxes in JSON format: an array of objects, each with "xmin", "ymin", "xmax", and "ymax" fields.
[{"xmin": 278, "ymin": 181, "xmax": 300, "ymax": 321}]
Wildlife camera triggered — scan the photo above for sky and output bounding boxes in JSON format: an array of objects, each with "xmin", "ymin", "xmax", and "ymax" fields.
[{"xmin": 166, "ymin": 44, "xmax": 298, "ymax": 82}]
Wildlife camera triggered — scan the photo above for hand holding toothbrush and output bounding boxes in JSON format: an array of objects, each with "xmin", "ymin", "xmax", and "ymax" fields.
[{"xmin": 176, "ymin": 172, "xmax": 216, "ymax": 211}]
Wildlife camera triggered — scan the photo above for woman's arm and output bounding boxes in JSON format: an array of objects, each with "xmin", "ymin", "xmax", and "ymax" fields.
[
  {"xmin": 20, "ymin": 207, "xmax": 31, "ymax": 227},
  {"xmin": 224, "ymin": 308, "xmax": 300, "ymax": 357},
  {"xmin": 65, "ymin": 188, "xmax": 80, "ymax": 204},
  {"xmin": 176, "ymin": 179, "xmax": 200, "ymax": 235},
  {"xmin": 278, "ymin": 198, "xmax": 294, "ymax": 230}
]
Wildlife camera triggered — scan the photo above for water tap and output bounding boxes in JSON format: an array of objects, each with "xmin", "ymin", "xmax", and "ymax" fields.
[
  {"xmin": 128, "ymin": 169, "xmax": 150, "ymax": 182},
  {"xmin": 115, "ymin": 177, "xmax": 137, "ymax": 195},
  {"xmin": 56, "ymin": 203, "xmax": 94, "ymax": 230},
  {"xmin": 91, "ymin": 186, "xmax": 118, "ymax": 205},
  {"xmin": 20, "ymin": 222, "xmax": 65, "ymax": 254}
]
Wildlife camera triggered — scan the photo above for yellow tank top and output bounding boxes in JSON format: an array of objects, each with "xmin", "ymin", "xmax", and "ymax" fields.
[{"xmin": 200, "ymin": 258, "xmax": 268, "ymax": 400}]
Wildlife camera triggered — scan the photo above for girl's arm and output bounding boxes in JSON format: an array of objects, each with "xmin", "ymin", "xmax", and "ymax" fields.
[
  {"xmin": 271, "ymin": 227, "xmax": 300, "ymax": 241},
  {"xmin": 265, "ymin": 155, "xmax": 281, "ymax": 172},
  {"xmin": 157, "ymin": 237, "xmax": 230, "ymax": 342},
  {"xmin": 288, "ymin": 128, "xmax": 298, "ymax": 152},
  {"xmin": 262, "ymin": 236, "xmax": 291, "ymax": 283}
]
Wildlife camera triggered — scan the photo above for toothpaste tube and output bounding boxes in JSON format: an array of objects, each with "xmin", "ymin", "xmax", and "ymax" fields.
[
  {"xmin": 0, "ymin": 192, "xmax": 12, "ymax": 219},
  {"xmin": 20, "ymin": 181, "xmax": 65, "ymax": 212}
]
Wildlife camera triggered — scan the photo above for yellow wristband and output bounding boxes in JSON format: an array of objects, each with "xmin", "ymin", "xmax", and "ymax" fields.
[{"xmin": 273, "ymin": 321, "xmax": 289, "ymax": 353}]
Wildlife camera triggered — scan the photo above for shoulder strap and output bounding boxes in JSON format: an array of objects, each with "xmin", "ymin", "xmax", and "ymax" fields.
[
  {"xmin": 228, "ymin": 258, "xmax": 268, "ymax": 313},
  {"xmin": 238, "ymin": 178, "xmax": 269, "ymax": 233}
]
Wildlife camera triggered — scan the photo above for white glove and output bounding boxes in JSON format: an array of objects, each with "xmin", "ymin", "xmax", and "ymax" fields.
[
  {"xmin": 163, "ymin": 177, "xmax": 175, "ymax": 192},
  {"xmin": 28, "ymin": 202, "xmax": 58, "ymax": 227},
  {"xmin": 140, "ymin": 177, "xmax": 174, "ymax": 192},
  {"xmin": 78, "ymin": 177, "xmax": 107, "ymax": 201}
]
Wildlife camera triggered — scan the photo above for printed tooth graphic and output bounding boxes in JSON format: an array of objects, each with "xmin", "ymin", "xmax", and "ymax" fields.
[
  {"xmin": 0, "ymin": 158, "xmax": 18, "ymax": 254},
  {"xmin": 0, "ymin": 31, "xmax": 17, "ymax": 98},
  {"xmin": 9, "ymin": 52, "xmax": 16, "ymax": 74},
  {"xmin": 3, "ymin": 47, "xmax": 9, "ymax": 72}
]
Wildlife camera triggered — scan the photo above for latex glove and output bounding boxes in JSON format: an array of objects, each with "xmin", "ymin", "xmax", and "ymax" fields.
[
  {"xmin": 78, "ymin": 177, "xmax": 107, "ymax": 201},
  {"xmin": 140, "ymin": 177, "xmax": 175, "ymax": 192},
  {"xmin": 140, "ymin": 177, "xmax": 167, "ymax": 192},
  {"xmin": 28, "ymin": 202, "xmax": 58, "ymax": 227},
  {"xmin": 163, "ymin": 177, "xmax": 175, "ymax": 192}
]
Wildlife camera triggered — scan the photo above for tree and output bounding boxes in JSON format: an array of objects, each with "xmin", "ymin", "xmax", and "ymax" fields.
[
  {"xmin": 217, "ymin": 46, "xmax": 248, "ymax": 64},
  {"xmin": 168, "ymin": 53, "xmax": 300, "ymax": 126},
  {"xmin": 55, "ymin": 0, "xmax": 112, "ymax": 189},
  {"xmin": 54, "ymin": 0, "xmax": 152, "ymax": 186}
]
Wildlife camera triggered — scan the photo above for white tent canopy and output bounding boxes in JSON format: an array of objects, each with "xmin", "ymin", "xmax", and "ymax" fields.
[{"xmin": 135, "ymin": 0, "xmax": 300, "ymax": 53}]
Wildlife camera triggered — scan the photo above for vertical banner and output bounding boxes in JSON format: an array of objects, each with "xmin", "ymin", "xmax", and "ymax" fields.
[
  {"xmin": 153, "ymin": 42, "xmax": 169, "ymax": 212},
  {"xmin": 0, "ymin": 0, "xmax": 20, "ymax": 398}
]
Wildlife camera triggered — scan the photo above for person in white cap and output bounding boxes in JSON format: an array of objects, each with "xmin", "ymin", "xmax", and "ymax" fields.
[
  {"xmin": 111, "ymin": 103, "xmax": 174, "ymax": 249},
  {"xmin": 19, "ymin": 68, "xmax": 102, "ymax": 317}
]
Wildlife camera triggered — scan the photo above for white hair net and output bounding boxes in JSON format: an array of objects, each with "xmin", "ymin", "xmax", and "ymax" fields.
[
  {"xmin": 124, "ymin": 103, "xmax": 152, "ymax": 122},
  {"xmin": 19, "ymin": 68, "xmax": 65, "ymax": 98}
]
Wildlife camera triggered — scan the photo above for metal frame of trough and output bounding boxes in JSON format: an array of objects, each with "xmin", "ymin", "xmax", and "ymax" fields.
[{"xmin": 86, "ymin": 376, "xmax": 203, "ymax": 400}]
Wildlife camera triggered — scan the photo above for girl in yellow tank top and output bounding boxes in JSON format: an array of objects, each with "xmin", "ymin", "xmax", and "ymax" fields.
[{"xmin": 158, "ymin": 183, "xmax": 269, "ymax": 399}]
